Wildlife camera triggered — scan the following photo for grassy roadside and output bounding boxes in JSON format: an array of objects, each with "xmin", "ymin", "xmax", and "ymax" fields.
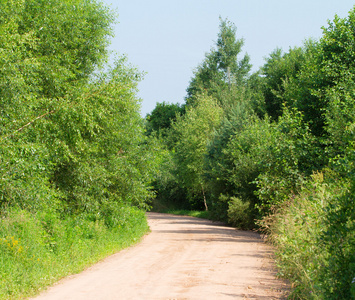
[
  {"xmin": 160, "ymin": 209, "xmax": 215, "ymax": 221},
  {"xmin": 0, "ymin": 207, "xmax": 149, "ymax": 300}
]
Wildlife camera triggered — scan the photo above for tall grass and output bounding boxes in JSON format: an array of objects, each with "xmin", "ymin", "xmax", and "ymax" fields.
[
  {"xmin": 260, "ymin": 172, "xmax": 355, "ymax": 299},
  {"xmin": 0, "ymin": 206, "xmax": 149, "ymax": 300}
]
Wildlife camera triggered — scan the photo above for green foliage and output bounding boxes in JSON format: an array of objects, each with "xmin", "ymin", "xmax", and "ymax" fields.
[
  {"xmin": 145, "ymin": 101, "xmax": 185, "ymax": 137},
  {"xmin": 0, "ymin": 1, "xmax": 157, "ymax": 297},
  {"xmin": 148, "ymin": 7, "xmax": 355, "ymax": 299},
  {"xmin": 149, "ymin": 18, "xmax": 254, "ymax": 214},
  {"xmin": 261, "ymin": 170, "xmax": 354, "ymax": 299},
  {"xmin": 216, "ymin": 117, "xmax": 269, "ymax": 200},
  {"xmin": 0, "ymin": 206, "xmax": 148, "ymax": 299},
  {"xmin": 215, "ymin": 18, "xmax": 251, "ymax": 84},
  {"xmin": 261, "ymin": 173, "xmax": 330, "ymax": 299},
  {"xmin": 245, "ymin": 72, "xmax": 267, "ymax": 119},
  {"xmin": 207, "ymin": 105, "xmax": 323, "ymax": 226},
  {"xmin": 205, "ymin": 90, "xmax": 257, "ymax": 204},
  {"xmin": 145, "ymin": 134, "xmax": 190, "ymax": 211},
  {"xmin": 161, "ymin": 209, "xmax": 214, "ymax": 221},
  {"xmin": 318, "ymin": 144, "xmax": 355, "ymax": 298},
  {"xmin": 253, "ymin": 8, "xmax": 355, "ymax": 298},
  {"xmin": 186, "ymin": 51, "xmax": 222, "ymax": 105},
  {"xmin": 0, "ymin": 0, "xmax": 155, "ymax": 215},
  {"xmin": 172, "ymin": 94, "xmax": 223, "ymax": 210},
  {"xmin": 260, "ymin": 47, "xmax": 306, "ymax": 120},
  {"xmin": 324, "ymin": 87, "xmax": 355, "ymax": 158},
  {"xmin": 225, "ymin": 195, "xmax": 253, "ymax": 229},
  {"xmin": 279, "ymin": 8, "xmax": 355, "ymax": 137},
  {"xmin": 186, "ymin": 17, "xmax": 251, "ymax": 106},
  {"xmin": 255, "ymin": 108, "xmax": 323, "ymax": 213}
]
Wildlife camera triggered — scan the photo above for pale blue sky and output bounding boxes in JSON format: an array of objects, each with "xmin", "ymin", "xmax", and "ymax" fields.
[{"xmin": 102, "ymin": 1, "xmax": 355, "ymax": 116}]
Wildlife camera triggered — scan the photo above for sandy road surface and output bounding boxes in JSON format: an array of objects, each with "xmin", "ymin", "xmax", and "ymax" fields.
[{"xmin": 31, "ymin": 212, "xmax": 288, "ymax": 299}]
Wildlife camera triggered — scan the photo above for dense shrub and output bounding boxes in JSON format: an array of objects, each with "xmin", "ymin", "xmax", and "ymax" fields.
[
  {"xmin": 262, "ymin": 173, "xmax": 330, "ymax": 298},
  {"xmin": 262, "ymin": 170, "xmax": 354, "ymax": 299}
]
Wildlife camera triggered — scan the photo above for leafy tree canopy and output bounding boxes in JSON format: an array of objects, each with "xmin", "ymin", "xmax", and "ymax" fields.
[
  {"xmin": 0, "ymin": 0, "xmax": 155, "ymax": 219},
  {"xmin": 145, "ymin": 101, "xmax": 185, "ymax": 136},
  {"xmin": 260, "ymin": 46, "xmax": 306, "ymax": 120},
  {"xmin": 281, "ymin": 8, "xmax": 355, "ymax": 136},
  {"xmin": 171, "ymin": 94, "xmax": 223, "ymax": 210},
  {"xmin": 186, "ymin": 17, "xmax": 251, "ymax": 106}
]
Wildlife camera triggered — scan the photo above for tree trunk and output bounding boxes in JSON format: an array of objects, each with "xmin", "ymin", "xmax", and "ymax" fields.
[{"xmin": 201, "ymin": 185, "xmax": 208, "ymax": 211}]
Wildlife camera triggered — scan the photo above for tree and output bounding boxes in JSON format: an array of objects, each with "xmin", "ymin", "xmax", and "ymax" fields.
[
  {"xmin": 281, "ymin": 8, "xmax": 355, "ymax": 137},
  {"xmin": 216, "ymin": 18, "xmax": 251, "ymax": 85},
  {"xmin": 0, "ymin": 0, "xmax": 155, "ymax": 222},
  {"xmin": 260, "ymin": 47, "xmax": 306, "ymax": 120},
  {"xmin": 206, "ymin": 89, "xmax": 256, "ymax": 198},
  {"xmin": 145, "ymin": 101, "xmax": 185, "ymax": 137},
  {"xmin": 171, "ymin": 95, "xmax": 223, "ymax": 210},
  {"xmin": 0, "ymin": 0, "xmax": 114, "ymax": 210},
  {"xmin": 186, "ymin": 17, "xmax": 251, "ymax": 106},
  {"xmin": 0, "ymin": 0, "xmax": 114, "ymax": 136}
]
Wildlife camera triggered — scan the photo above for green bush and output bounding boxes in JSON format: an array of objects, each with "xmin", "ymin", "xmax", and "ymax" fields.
[
  {"xmin": 226, "ymin": 196, "xmax": 253, "ymax": 229},
  {"xmin": 317, "ymin": 144, "xmax": 355, "ymax": 299},
  {"xmin": 263, "ymin": 173, "xmax": 329, "ymax": 298},
  {"xmin": 212, "ymin": 108, "xmax": 318, "ymax": 224},
  {"xmin": 255, "ymin": 107, "xmax": 322, "ymax": 214},
  {"xmin": 262, "ymin": 171, "xmax": 354, "ymax": 299}
]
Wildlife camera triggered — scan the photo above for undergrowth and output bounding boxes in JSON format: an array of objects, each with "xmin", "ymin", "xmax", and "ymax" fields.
[
  {"xmin": 259, "ymin": 172, "xmax": 355, "ymax": 299},
  {"xmin": 0, "ymin": 206, "xmax": 149, "ymax": 300}
]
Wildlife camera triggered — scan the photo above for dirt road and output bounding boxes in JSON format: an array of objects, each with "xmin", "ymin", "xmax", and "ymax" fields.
[{"xmin": 31, "ymin": 212, "xmax": 288, "ymax": 299}]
